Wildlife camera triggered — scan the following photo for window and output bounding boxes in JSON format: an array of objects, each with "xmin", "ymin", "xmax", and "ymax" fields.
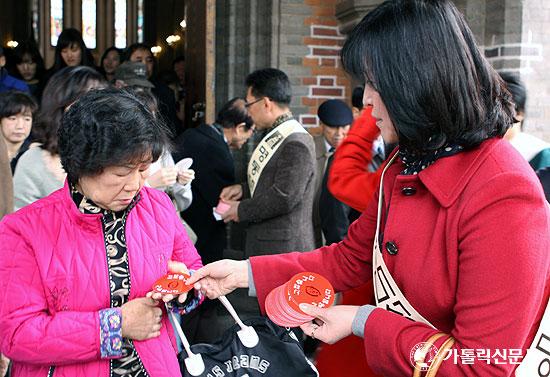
[
  {"xmin": 114, "ymin": 0, "xmax": 127, "ymax": 48},
  {"xmin": 50, "ymin": 0, "xmax": 63, "ymax": 46},
  {"xmin": 82, "ymin": 0, "xmax": 97, "ymax": 49},
  {"xmin": 137, "ymin": 0, "xmax": 144, "ymax": 43},
  {"xmin": 32, "ymin": 0, "xmax": 39, "ymax": 43}
]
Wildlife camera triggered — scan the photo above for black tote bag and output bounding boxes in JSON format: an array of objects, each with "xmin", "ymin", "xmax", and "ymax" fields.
[{"xmin": 172, "ymin": 297, "xmax": 318, "ymax": 377}]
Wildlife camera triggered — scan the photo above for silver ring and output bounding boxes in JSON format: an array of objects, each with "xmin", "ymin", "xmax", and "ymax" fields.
[{"xmin": 310, "ymin": 324, "xmax": 318, "ymax": 339}]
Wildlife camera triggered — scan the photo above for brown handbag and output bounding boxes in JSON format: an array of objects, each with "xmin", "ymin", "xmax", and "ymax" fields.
[{"xmin": 412, "ymin": 333, "xmax": 456, "ymax": 377}]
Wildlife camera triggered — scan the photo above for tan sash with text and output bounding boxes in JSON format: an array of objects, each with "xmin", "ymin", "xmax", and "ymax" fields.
[{"xmin": 247, "ymin": 119, "xmax": 308, "ymax": 197}]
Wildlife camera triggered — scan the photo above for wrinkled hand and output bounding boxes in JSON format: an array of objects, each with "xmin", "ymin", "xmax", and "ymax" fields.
[
  {"xmin": 221, "ymin": 200, "xmax": 240, "ymax": 223},
  {"xmin": 299, "ymin": 304, "xmax": 359, "ymax": 344},
  {"xmin": 147, "ymin": 167, "xmax": 178, "ymax": 188},
  {"xmin": 220, "ymin": 184, "xmax": 243, "ymax": 201},
  {"xmin": 177, "ymin": 169, "xmax": 195, "ymax": 185},
  {"xmin": 146, "ymin": 260, "xmax": 190, "ymax": 303},
  {"xmin": 186, "ymin": 260, "xmax": 249, "ymax": 299},
  {"xmin": 0, "ymin": 353, "xmax": 9, "ymax": 377},
  {"xmin": 121, "ymin": 297, "xmax": 163, "ymax": 340}
]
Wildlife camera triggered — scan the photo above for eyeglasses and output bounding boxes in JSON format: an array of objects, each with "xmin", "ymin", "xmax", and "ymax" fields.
[{"xmin": 245, "ymin": 97, "xmax": 264, "ymax": 108}]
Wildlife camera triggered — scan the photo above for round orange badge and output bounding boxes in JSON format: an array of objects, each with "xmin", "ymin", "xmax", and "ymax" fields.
[{"xmin": 152, "ymin": 273, "xmax": 193, "ymax": 295}]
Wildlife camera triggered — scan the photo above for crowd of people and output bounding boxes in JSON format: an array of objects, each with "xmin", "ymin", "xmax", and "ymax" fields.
[{"xmin": 0, "ymin": 0, "xmax": 549, "ymax": 376}]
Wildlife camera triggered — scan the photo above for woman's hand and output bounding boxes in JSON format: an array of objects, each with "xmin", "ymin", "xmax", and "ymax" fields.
[
  {"xmin": 299, "ymin": 304, "xmax": 360, "ymax": 344},
  {"xmin": 177, "ymin": 169, "xmax": 195, "ymax": 185},
  {"xmin": 121, "ymin": 297, "xmax": 163, "ymax": 340},
  {"xmin": 0, "ymin": 353, "xmax": 9, "ymax": 377},
  {"xmin": 220, "ymin": 184, "xmax": 243, "ymax": 201},
  {"xmin": 147, "ymin": 167, "xmax": 178, "ymax": 188},
  {"xmin": 186, "ymin": 259, "xmax": 249, "ymax": 299},
  {"xmin": 146, "ymin": 260, "xmax": 190, "ymax": 303}
]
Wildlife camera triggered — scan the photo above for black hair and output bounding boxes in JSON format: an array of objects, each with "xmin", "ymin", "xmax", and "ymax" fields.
[
  {"xmin": 34, "ymin": 66, "xmax": 106, "ymax": 155},
  {"xmin": 0, "ymin": 91, "xmax": 38, "ymax": 119},
  {"xmin": 51, "ymin": 28, "xmax": 94, "ymax": 71},
  {"xmin": 216, "ymin": 97, "xmax": 253, "ymax": 130},
  {"xmin": 99, "ymin": 46, "xmax": 122, "ymax": 76},
  {"xmin": 8, "ymin": 40, "xmax": 46, "ymax": 82},
  {"xmin": 341, "ymin": 0, "xmax": 514, "ymax": 152},
  {"xmin": 352, "ymin": 86, "xmax": 364, "ymax": 109},
  {"xmin": 124, "ymin": 86, "xmax": 159, "ymax": 114},
  {"xmin": 122, "ymin": 43, "xmax": 152, "ymax": 62},
  {"xmin": 173, "ymin": 55, "xmax": 185, "ymax": 66},
  {"xmin": 245, "ymin": 68, "xmax": 291, "ymax": 106},
  {"xmin": 499, "ymin": 72, "xmax": 526, "ymax": 115},
  {"xmin": 58, "ymin": 88, "xmax": 169, "ymax": 183}
]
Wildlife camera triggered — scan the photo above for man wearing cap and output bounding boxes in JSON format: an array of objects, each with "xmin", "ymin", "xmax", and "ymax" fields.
[
  {"xmin": 113, "ymin": 61, "xmax": 155, "ymax": 89},
  {"xmin": 313, "ymin": 99, "xmax": 355, "ymax": 246}
]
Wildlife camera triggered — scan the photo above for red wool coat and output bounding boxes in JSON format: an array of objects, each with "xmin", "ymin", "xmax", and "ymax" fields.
[{"xmin": 250, "ymin": 138, "xmax": 550, "ymax": 376}]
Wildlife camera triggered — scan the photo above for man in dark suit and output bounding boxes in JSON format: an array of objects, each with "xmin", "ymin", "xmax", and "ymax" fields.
[
  {"xmin": 220, "ymin": 68, "xmax": 316, "ymax": 256},
  {"xmin": 313, "ymin": 99, "xmax": 357, "ymax": 246},
  {"xmin": 173, "ymin": 98, "xmax": 255, "ymax": 265}
]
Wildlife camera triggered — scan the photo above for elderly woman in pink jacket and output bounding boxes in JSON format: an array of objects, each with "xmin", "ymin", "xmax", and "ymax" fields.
[{"xmin": 0, "ymin": 88, "xmax": 203, "ymax": 377}]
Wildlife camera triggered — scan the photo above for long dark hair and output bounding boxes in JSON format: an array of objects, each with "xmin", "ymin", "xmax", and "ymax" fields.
[
  {"xmin": 8, "ymin": 40, "xmax": 46, "ymax": 82},
  {"xmin": 34, "ymin": 66, "xmax": 106, "ymax": 154},
  {"xmin": 341, "ymin": 0, "xmax": 514, "ymax": 152},
  {"xmin": 51, "ymin": 28, "xmax": 94, "ymax": 72},
  {"xmin": 99, "ymin": 46, "xmax": 122, "ymax": 77}
]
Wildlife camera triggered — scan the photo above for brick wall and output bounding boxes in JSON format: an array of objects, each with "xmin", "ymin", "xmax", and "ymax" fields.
[{"xmin": 298, "ymin": 0, "xmax": 353, "ymax": 132}]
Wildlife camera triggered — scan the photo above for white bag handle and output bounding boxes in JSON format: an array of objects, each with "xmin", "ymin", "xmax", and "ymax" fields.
[
  {"xmin": 168, "ymin": 307, "xmax": 205, "ymax": 376},
  {"xmin": 218, "ymin": 295, "xmax": 259, "ymax": 348},
  {"xmin": 170, "ymin": 295, "xmax": 259, "ymax": 376}
]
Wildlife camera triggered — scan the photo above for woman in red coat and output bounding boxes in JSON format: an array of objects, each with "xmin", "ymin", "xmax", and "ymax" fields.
[{"xmin": 189, "ymin": 1, "xmax": 550, "ymax": 376}]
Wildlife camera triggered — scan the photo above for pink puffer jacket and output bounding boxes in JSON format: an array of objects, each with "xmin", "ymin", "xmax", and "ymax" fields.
[{"xmin": 0, "ymin": 181, "xmax": 203, "ymax": 377}]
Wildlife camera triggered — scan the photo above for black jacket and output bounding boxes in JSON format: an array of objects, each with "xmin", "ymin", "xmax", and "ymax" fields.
[{"xmin": 173, "ymin": 124, "xmax": 235, "ymax": 263}]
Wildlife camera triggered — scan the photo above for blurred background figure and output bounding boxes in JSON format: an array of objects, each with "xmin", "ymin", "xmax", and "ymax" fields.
[
  {"xmin": 313, "ymin": 99, "xmax": 356, "ymax": 247},
  {"xmin": 99, "ymin": 46, "xmax": 122, "ymax": 83},
  {"xmin": 0, "ymin": 91, "xmax": 38, "ymax": 173},
  {"xmin": 45, "ymin": 28, "xmax": 96, "ymax": 85},
  {"xmin": 174, "ymin": 97, "xmax": 254, "ymax": 265},
  {"xmin": 502, "ymin": 72, "xmax": 550, "ymax": 171},
  {"xmin": 0, "ymin": 47, "xmax": 29, "ymax": 93},
  {"xmin": 13, "ymin": 66, "xmax": 106, "ymax": 210},
  {"xmin": 8, "ymin": 41, "xmax": 46, "ymax": 101},
  {"xmin": 123, "ymin": 43, "xmax": 180, "ymax": 139},
  {"xmin": 173, "ymin": 97, "xmax": 254, "ymax": 344}
]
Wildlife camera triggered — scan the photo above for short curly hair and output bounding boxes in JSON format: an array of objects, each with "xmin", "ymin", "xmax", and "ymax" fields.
[{"xmin": 58, "ymin": 88, "xmax": 169, "ymax": 183}]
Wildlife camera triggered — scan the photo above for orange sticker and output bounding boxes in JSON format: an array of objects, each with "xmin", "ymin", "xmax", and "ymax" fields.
[
  {"xmin": 152, "ymin": 273, "xmax": 193, "ymax": 295},
  {"xmin": 285, "ymin": 272, "xmax": 335, "ymax": 314}
]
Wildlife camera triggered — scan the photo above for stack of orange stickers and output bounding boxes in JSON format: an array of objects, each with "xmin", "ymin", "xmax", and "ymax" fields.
[
  {"xmin": 152, "ymin": 273, "xmax": 194, "ymax": 295},
  {"xmin": 265, "ymin": 272, "xmax": 335, "ymax": 327}
]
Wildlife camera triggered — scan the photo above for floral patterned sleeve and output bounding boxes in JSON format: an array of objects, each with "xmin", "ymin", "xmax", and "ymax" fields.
[{"xmin": 99, "ymin": 308, "xmax": 123, "ymax": 358}]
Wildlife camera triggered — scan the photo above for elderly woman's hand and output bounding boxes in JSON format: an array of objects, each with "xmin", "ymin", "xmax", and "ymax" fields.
[
  {"xmin": 177, "ymin": 169, "xmax": 195, "ymax": 185},
  {"xmin": 121, "ymin": 297, "xmax": 163, "ymax": 340},
  {"xmin": 147, "ymin": 167, "xmax": 178, "ymax": 188},
  {"xmin": 146, "ymin": 260, "xmax": 190, "ymax": 303}
]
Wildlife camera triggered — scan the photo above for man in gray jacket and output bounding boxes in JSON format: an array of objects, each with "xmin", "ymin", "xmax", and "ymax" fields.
[{"xmin": 220, "ymin": 68, "xmax": 316, "ymax": 256}]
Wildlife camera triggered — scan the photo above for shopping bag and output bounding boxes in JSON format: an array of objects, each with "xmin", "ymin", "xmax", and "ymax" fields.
[{"xmin": 171, "ymin": 296, "xmax": 318, "ymax": 377}]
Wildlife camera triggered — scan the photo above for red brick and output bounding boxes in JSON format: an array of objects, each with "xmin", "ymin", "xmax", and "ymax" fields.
[
  {"xmin": 320, "ymin": 78, "xmax": 334, "ymax": 86},
  {"xmin": 312, "ymin": 48, "xmax": 340, "ymax": 56},
  {"xmin": 302, "ymin": 77, "xmax": 317, "ymax": 85},
  {"xmin": 305, "ymin": 17, "xmax": 338, "ymax": 27},
  {"xmin": 312, "ymin": 27, "xmax": 338, "ymax": 37},
  {"xmin": 312, "ymin": 87, "xmax": 343, "ymax": 97},
  {"xmin": 304, "ymin": 37, "xmax": 342, "ymax": 46},
  {"xmin": 302, "ymin": 116, "xmax": 318, "ymax": 125},
  {"xmin": 321, "ymin": 58, "xmax": 337, "ymax": 67},
  {"xmin": 314, "ymin": 6, "xmax": 335, "ymax": 17},
  {"xmin": 302, "ymin": 97, "xmax": 319, "ymax": 107}
]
